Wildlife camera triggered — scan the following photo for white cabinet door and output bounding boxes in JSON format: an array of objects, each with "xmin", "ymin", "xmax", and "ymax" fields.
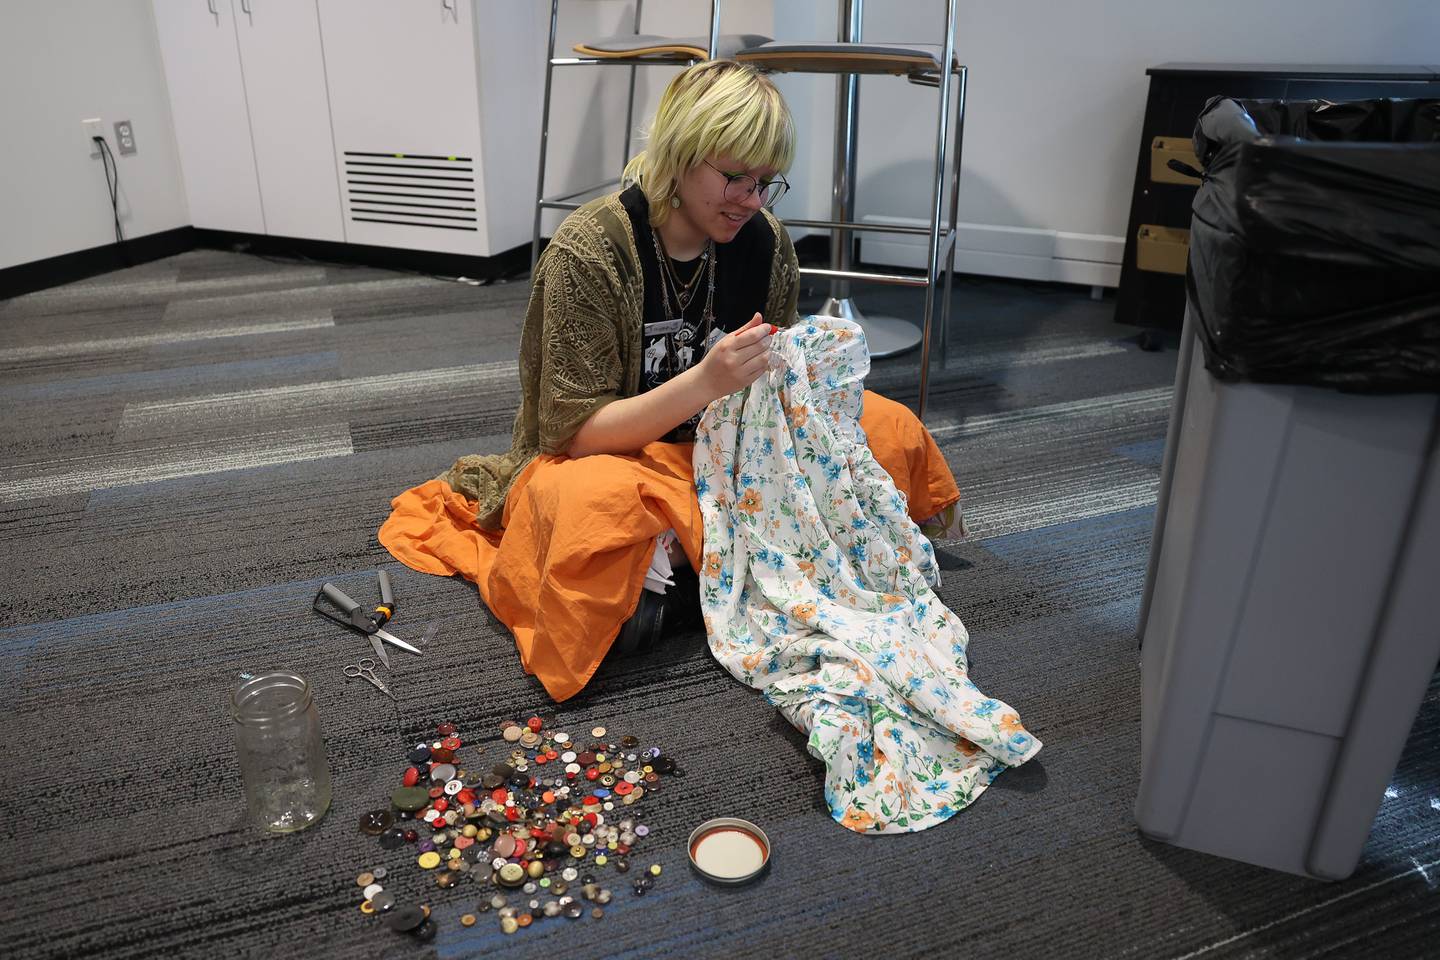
[
  {"xmin": 152, "ymin": 0, "xmax": 265, "ymax": 233},
  {"xmin": 232, "ymin": 0, "xmax": 345, "ymax": 242},
  {"xmin": 317, "ymin": 0, "xmax": 488, "ymax": 256}
]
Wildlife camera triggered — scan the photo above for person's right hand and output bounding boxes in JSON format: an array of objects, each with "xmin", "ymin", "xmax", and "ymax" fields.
[{"xmin": 696, "ymin": 312, "xmax": 775, "ymax": 400}]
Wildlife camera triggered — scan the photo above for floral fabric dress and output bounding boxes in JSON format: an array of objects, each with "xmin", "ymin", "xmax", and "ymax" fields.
[{"xmin": 693, "ymin": 316, "xmax": 1042, "ymax": 834}]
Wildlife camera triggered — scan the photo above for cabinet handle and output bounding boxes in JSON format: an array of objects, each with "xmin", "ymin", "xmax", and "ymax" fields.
[
  {"xmin": 241, "ymin": 0, "xmax": 251, "ymax": 13},
  {"xmin": 442, "ymin": 0, "xmax": 456, "ymax": 18},
  {"xmin": 207, "ymin": 0, "xmax": 217, "ymax": 13}
]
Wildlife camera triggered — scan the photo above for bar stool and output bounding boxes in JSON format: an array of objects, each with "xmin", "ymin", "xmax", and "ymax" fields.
[
  {"xmin": 736, "ymin": 0, "xmax": 965, "ymax": 419},
  {"xmin": 530, "ymin": 0, "xmax": 771, "ymax": 270}
]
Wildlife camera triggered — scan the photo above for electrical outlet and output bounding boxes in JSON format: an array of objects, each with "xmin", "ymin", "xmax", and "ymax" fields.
[
  {"xmin": 115, "ymin": 120, "xmax": 136, "ymax": 156},
  {"xmin": 82, "ymin": 118, "xmax": 104, "ymax": 158}
]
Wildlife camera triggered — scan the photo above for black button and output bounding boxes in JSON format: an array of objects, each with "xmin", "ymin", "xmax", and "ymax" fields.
[
  {"xmin": 378, "ymin": 827, "xmax": 407, "ymax": 850},
  {"xmin": 384, "ymin": 905, "xmax": 426, "ymax": 932},
  {"xmin": 409, "ymin": 919, "xmax": 438, "ymax": 942},
  {"xmin": 358, "ymin": 809, "xmax": 394, "ymax": 835},
  {"xmin": 408, "ymin": 746, "xmax": 431, "ymax": 764}
]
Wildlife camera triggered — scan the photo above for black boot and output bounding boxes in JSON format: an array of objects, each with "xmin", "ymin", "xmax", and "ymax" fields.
[{"xmin": 613, "ymin": 588, "xmax": 668, "ymax": 658}]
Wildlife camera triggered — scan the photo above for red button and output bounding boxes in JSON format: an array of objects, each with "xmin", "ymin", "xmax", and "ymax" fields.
[
  {"xmin": 546, "ymin": 749, "xmax": 558, "ymax": 760},
  {"xmin": 583, "ymin": 812, "xmax": 597, "ymax": 825},
  {"xmin": 491, "ymin": 788, "xmax": 508, "ymax": 804},
  {"xmin": 441, "ymin": 737, "xmax": 462, "ymax": 751},
  {"xmin": 456, "ymin": 789, "xmax": 475, "ymax": 805},
  {"xmin": 428, "ymin": 786, "xmax": 444, "ymax": 799},
  {"xmin": 582, "ymin": 796, "xmax": 601, "ymax": 807},
  {"xmin": 585, "ymin": 769, "xmax": 599, "ymax": 781},
  {"xmin": 527, "ymin": 717, "xmax": 542, "ymax": 732},
  {"xmin": 512, "ymin": 839, "xmax": 528, "ymax": 857},
  {"xmin": 432, "ymin": 798, "xmax": 448, "ymax": 813},
  {"xmin": 505, "ymin": 807, "xmax": 520, "ymax": 822},
  {"xmin": 613, "ymin": 781, "xmax": 633, "ymax": 796},
  {"xmin": 436, "ymin": 722, "xmax": 457, "ymax": 736},
  {"xmin": 542, "ymin": 790, "xmax": 556, "ymax": 804},
  {"xmin": 616, "ymin": 842, "xmax": 630, "ymax": 855},
  {"xmin": 403, "ymin": 767, "xmax": 420, "ymax": 787},
  {"xmin": 534, "ymin": 754, "xmax": 548, "ymax": 765}
]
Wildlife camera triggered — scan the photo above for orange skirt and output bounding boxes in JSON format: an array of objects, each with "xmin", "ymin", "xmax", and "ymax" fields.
[{"xmin": 379, "ymin": 390, "xmax": 960, "ymax": 701}]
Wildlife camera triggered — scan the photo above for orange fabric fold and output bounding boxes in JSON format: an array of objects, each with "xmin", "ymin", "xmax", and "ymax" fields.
[{"xmin": 379, "ymin": 389, "xmax": 959, "ymax": 701}]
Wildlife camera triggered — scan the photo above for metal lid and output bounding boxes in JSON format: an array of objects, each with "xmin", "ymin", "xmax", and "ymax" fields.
[{"xmin": 687, "ymin": 818, "xmax": 771, "ymax": 885}]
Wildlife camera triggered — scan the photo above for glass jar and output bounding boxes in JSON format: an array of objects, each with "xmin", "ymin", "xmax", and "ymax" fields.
[{"xmin": 230, "ymin": 671, "xmax": 332, "ymax": 833}]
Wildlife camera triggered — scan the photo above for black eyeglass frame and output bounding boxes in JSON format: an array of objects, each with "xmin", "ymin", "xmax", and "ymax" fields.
[{"xmin": 701, "ymin": 159, "xmax": 790, "ymax": 208}]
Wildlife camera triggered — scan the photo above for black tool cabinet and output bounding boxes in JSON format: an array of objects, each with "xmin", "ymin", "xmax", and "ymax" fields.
[{"xmin": 1114, "ymin": 62, "xmax": 1440, "ymax": 336}]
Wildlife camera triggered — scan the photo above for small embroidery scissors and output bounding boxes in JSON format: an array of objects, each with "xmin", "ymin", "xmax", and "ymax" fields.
[{"xmin": 343, "ymin": 657, "xmax": 394, "ymax": 700}]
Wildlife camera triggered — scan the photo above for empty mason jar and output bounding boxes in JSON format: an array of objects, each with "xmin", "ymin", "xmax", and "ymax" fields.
[{"xmin": 231, "ymin": 671, "xmax": 332, "ymax": 833}]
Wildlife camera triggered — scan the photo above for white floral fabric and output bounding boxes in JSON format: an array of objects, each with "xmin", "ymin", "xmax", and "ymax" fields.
[{"xmin": 693, "ymin": 316, "xmax": 1042, "ymax": 834}]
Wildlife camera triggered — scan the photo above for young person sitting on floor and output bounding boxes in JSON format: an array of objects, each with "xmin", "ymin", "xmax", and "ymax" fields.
[{"xmin": 380, "ymin": 60, "xmax": 964, "ymax": 702}]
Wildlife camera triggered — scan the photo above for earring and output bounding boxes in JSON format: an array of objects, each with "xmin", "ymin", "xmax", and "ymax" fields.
[{"xmin": 670, "ymin": 195, "xmax": 681, "ymax": 208}]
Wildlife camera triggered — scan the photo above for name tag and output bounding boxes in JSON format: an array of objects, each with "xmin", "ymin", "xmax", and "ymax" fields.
[{"xmin": 644, "ymin": 318, "xmax": 683, "ymax": 337}]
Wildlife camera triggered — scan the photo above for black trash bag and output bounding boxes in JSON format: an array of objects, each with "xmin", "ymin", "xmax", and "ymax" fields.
[{"xmin": 1186, "ymin": 96, "xmax": 1440, "ymax": 393}]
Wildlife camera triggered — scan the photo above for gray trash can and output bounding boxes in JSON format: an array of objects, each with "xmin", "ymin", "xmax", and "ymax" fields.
[{"xmin": 1135, "ymin": 96, "xmax": 1440, "ymax": 880}]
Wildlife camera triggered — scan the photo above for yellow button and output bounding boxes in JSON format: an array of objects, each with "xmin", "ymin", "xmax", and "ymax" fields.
[
  {"xmin": 649, "ymin": 864, "xmax": 662, "ymax": 876},
  {"xmin": 595, "ymin": 854, "xmax": 608, "ymax": 866},
  {"xmin": 570, "ymin": 844, "xmax": 587, "ymax": 858},
  {"xmin": 417, "ymin": 851, "xmax": 441, "ymax": 870}
]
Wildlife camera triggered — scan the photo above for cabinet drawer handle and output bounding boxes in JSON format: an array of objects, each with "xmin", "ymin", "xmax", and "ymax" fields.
[
  {"xmin": 207, "ymin": 0, "xmax": 217, "ymax": 13},
  {"xmin": 241, "ymin": 0, "xmax": 252, "ymax": 13}
]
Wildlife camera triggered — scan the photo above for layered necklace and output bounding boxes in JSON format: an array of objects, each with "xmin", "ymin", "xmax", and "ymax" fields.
[{"xmin": 651, "ymin": 227, "xmax": 716, "ymax": 375}]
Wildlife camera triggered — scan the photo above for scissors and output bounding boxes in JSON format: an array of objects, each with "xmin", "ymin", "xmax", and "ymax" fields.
[{"xmin": 343, "ymin": 657, "xmax": 395, "ymax": 700}]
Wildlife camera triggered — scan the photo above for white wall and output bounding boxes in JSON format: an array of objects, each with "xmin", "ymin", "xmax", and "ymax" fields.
[
  {"xmin": 809, "ymin": 0, "xmax": 1440, "ymax": 281},
  {"xmin": 0, "ymin": 0, "xmax": 189, "ymax": 271}
]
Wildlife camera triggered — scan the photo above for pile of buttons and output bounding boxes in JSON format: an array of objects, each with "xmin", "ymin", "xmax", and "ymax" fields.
[{"xmin": 353, "ymin": 717, "xmax": 680, "ymax": 941}]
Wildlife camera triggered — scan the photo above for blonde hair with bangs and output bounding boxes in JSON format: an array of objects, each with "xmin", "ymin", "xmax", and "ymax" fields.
[{"xmin": 622, "ymin": 60, "xmax": 794, "ymax": 227}]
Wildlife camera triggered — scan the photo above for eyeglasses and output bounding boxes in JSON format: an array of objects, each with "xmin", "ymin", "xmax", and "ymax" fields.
[{"xmin": 703, "ymin": 160, "xmax": 790, "ymax": 208}]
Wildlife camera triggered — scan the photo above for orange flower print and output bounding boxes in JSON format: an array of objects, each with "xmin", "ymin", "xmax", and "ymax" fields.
[
  {"xmin": 791, "ymin": 602, "xmax": 817, "ymax": 622},
  {"xmin": 956, "ymin": 737, "xmax": 979, "ymax": 757},
  {"xmin": 881, "ymin": 593, "xmax": 905, "ymax": 606},
  {"xmin": 785, "ymin": 403, "xmax": 809, "ymax": 428},
  {"xmin": 839, "ymin": 807, "xmax": 875, "ymax": 832},
  {"xmin": 896, "ymin": 546, "xmax": 911, "ymax": 564},
  {"xmin": 702, "ymin": 552, "xmax": 723, "ymax": 577},
  {"xmin": 741, "ymin": 651, "xmax": 764, "ymax": 671},
  {"xmin": 737, "ymin": 488, "xmax": 763, "ymax": 515},
  {"xmin": 797, "ymin": 559, "xmax": 815, "ymax": 577},
  {"xmin": 999, "ymin": 712, "xmax": 1025, "ymax": 738}
]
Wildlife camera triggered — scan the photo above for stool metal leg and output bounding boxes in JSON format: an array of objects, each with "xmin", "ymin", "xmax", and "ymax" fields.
[
  {"xmin": 813, "ymin": 0, "xmax": 923, "ymax": 360},
  {"xmin": 916, "ymin": 0, "xmax": 959, "ymax": 420},
  {"xmin": 531, "ymin": 0, "xmax": 561, "ymax": 273},
  {"xmin": 622, "ymin": 0, "xmax": 644, "ymax": 176},
  {"xmin": 938, "ymin": 65, "xmax": 967, "ymax": 370}
]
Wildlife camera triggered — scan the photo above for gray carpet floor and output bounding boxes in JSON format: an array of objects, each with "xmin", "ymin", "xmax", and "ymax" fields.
[{"xmin": 0, "ymin": 249, "xmax": 1436, "ymax": 959}]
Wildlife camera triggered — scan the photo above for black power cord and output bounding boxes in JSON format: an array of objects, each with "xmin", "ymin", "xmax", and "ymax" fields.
[{"xmin": 93, "ymin": 135, "xmax": 125, "ymax": 246}]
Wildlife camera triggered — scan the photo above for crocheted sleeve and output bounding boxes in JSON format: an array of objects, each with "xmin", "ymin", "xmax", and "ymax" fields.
[
  {"xmin": 535, "ymin": 230, "xmax": 626, "ymax": 455},
  {"xmin": 762, "ymin": 210, "xmax": 801, "ymax": 329}
]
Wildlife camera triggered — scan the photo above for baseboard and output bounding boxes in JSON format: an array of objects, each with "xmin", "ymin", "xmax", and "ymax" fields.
[
  {"xmin": 194, "ymin": 231, "xmax": 532, "ymax": 284},
  {"xmin": 0, "ymin": 227, "xmax": 196, "ymax": 300},
  {"xmin": 0, "ymin": 229, "xmax": 532, "ymax": 301},
  {"xmin": 857, "ymin": 215, "xmax": 1124, "ymax": 288}
]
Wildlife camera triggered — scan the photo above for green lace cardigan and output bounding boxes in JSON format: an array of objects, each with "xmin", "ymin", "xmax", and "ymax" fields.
[{"xmin": 444, "ymin": 192, "xmax": 801, "ymax": 530}]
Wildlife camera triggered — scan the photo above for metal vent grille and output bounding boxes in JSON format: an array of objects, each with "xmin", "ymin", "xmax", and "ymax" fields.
[{"xmin": 343, "ymin": 151, "xmax": 478, "ymax": 232}]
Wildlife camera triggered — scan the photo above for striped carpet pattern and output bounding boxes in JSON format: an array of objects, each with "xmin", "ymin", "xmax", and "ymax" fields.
[{"xmin": 0, "ymin": 250, "xmax": 1435, "ymax": 959}]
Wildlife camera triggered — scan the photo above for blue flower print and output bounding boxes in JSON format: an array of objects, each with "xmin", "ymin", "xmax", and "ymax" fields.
[{"xmin": 694, "ymin": 475, "xmax": 710, "ymax": 497}]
